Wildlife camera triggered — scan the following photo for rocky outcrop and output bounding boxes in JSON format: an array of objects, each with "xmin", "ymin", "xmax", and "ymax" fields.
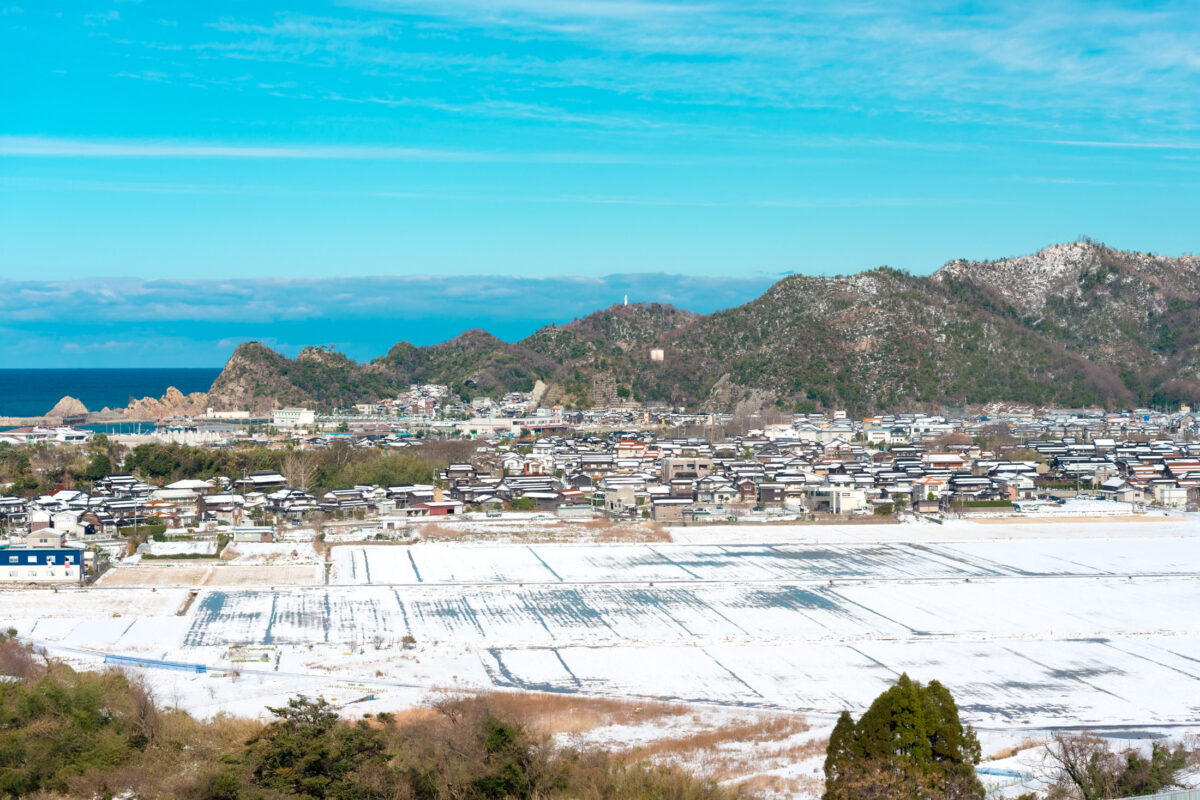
[
  {"xmin": 123, "ymin": 386, "xmax": 208, "ymax": 420},
  {"xmin": 45, "ymin": 396, "xmax": 88, "ymax": 418},
  {"xmin": 204, "ymin": 342, "xmax": 290, "ymax": 415}
]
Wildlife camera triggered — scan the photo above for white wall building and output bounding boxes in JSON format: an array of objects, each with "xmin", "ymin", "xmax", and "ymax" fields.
[{"xmin": 273, "ymin": 408, "xmax": 316, "ymax": 429}]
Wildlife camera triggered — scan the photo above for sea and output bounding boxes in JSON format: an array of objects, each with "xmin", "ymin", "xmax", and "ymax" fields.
[{"xmin": 0, "ymin": 368, "xmax": 223, "ymax": 419}]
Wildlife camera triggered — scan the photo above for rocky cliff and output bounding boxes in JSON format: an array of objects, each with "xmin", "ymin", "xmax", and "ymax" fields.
[
  {"xmin": 123, "ymin": 387, "xmax": 209, "ymax": 420},
  {"xmin": 45, "ymin": 396, "xmax": 88, "ymax": 418}
]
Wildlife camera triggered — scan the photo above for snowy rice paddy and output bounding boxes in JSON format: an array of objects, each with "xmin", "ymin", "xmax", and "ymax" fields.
[{"xmin": 4, "ymin": 517, "xmax": 1200, "ymax": 733}]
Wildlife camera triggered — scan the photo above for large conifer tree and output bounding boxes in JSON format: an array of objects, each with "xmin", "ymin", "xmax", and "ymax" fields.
[{"xmin": 823, "ymin": 674, "xmax": 983, "ymax": 800}]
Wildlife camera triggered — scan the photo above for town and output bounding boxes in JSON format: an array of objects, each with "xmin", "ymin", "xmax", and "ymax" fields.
[{"xmin": 2, "ymin": 394, "xmax": 1198, "ymax": 584}]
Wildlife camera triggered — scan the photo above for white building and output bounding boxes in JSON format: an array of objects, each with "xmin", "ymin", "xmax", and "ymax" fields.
[
  {"xmin": 273, "ymin": 408, "xmax": 316, "ymax": 429},
  {"xmin": 1, "ymin": 533, "xmax": 83, "ymax": 583},
  {"xmin": 1153, "ymin": 485, "xmax": 1189, "ymax": 508},
  {"xmin": 802, "ymin": 486, "xmax": 870, "ymax": 514}
]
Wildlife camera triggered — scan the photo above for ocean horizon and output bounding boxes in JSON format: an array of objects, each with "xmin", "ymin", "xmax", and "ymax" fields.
[{"xmin": 0, "ymin": 368, "xmax": 222, "ymax": 419}]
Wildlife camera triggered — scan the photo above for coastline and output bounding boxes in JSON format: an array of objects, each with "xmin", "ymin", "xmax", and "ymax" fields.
[{"xmin": 0, "ymin": 367, "xmax": 220, "ymax": 420}]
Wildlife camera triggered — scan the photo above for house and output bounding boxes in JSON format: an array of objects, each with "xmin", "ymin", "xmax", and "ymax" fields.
[
  {"xmin": 651, "ymin": 497, "xmax": 693, "ymax": 523},
  {"xmin": 757, "ymin": 483, "xmax": 786, "ymax": 506},
  {"xmin": 604, "ymin": 485, "xmax": 639, "ymax": 515},
  {"xmin": 150, "ymin": 487, "xmax": 203, "ymax": 516},
  {"xmin": 521, "ymin": 491, "xmax": 565, "ymax": 512},
  {"xmin": 0, "ymin": 496, "xmax": 27, "ymax": 528},
  {"xmin": 556, "ymin": 504, "xmax": 594, "ymax": 520},
  {"xmin": 695, "ymin": 477, "xmax": 737, "ymax": 507},
  {"xmin": 661, "ymin": 457, "xmax": 714, "ymax": 482},
  {"xmin": 1153, "ymin": 484, "xmax": 1188, "ymax": 508},
  {"xmin": 1098, "ymin": 478, "xmax": 1144, "ymax": 504},
  {"xmin": 387, "ymin": 485, "xmax": 436, "ymax": 507},
  {"xmin": 0, "ymin": 534, "xmax": 83, "ymax": 583},
  {"xmin": 442, "ymin": 464, "xmax": 478, "ymax": 486},
  {"xmin": 416, "ymin": 500, "xmax": 465, "ymax": 516},
  {"xmin": 321, "ymin": 488, "xmax": 374, "ymax": 513},
  {"xmin": 79, "ymin": 510, "xmax": 117, "ymax": 535},
  {"xmin": 232, "ymin": 526, "xmax": 275, "ymax": 543},
  {"xmin": 199, "ymin": 493, "xmax": 244, "ymax": 523},
  {"xmin": 564, "ymin": 471, "xmax": 594, "ymax": 490},
  {"xmin": 50, "ymin": 510, "xmax": 89, "ymax": 537},
  {"xmin": 377, "ymin": 515, "xmax": 412, "ymax": 533},
  {"xmin": 734, "ymin": 478, "xmax": 758, "ymax": 501},
  {"xmin": 267, "ymin": 489, "xmax": 318, "ymax": 520},
  {"xmin": 993, "ymin": 474, "xmax": 1037, "ymax": 500},
  {"xmin": 22, "ymin": 530, "xmax": 61, "ymax": 549},
  {"xmin": 805, "ymin": 486, "xmax": 870, "ymax": 514},
  {"xmin": 235, "ymin": 471, "xmax": 288, "ymax": 491},
  {"xmin": 164, "ymin": 479, "xmax": 215, "ymax": 496}
]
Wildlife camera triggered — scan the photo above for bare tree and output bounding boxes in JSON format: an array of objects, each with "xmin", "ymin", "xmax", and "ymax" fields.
[
  {"xmin": 324, "ymin": 439, "xmax": 355, "ymax": 474},
  {"xmin": 281, "ymin": 450, "xmax": 317, "ymax": 493},
  {"xmin": 1044, "ymin": 732, "xmax": 1121, "ymax": 800}
]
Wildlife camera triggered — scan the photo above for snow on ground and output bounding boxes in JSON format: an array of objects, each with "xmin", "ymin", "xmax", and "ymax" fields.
[
  {"xmin": 666, "ymin": 513, "xmax": 1193, "ymax": 544},
  {"xmin": 98, "ymin": 564, "xmax": 322, "ymax": 587},
  {"xmin": 141, "ymin": 540, "xmax": 217, "ymax": 556},
  {"xmin": 1, "ymin": 586, "xmax": 188, "ymax": 618},
  {"xmin": 4, "ymin": 516, "xmax": 1200, "ymax": 796},
  {"xmin": 221, "ymin": 541, "xmax": 321, "ymax": 564},
  {"xmin": 332, "ymin": 534, "xmax": 1200, "ymax": 586}
]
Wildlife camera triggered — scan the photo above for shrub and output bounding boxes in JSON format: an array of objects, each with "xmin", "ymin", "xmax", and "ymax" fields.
[{"xmin": 0, "ymin": 638, "xmax": 739, "ymax": 800}]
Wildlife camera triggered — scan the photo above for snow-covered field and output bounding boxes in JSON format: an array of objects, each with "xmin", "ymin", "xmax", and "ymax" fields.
[{"xmin": 4, "ymin": 516, "xmax": 1200, "ymax": 750}]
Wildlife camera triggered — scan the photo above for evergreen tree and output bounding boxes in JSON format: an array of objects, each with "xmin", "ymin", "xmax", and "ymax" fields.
[
  {"xmin": 823, "ymin": 711, "xmax": 856, "ymax": 788},
  {"xmin": 244, "ymin": 696, "xmax": 388, "ymax": 800},
  {"xmin": 823, "ymin": 674, "xmax": 983, "ymax": 800}
]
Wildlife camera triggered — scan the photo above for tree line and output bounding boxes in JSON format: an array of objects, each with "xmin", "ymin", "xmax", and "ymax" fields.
[{"xmin": 0, "ymin": 436, "xmax": 483, "ymax": 498}]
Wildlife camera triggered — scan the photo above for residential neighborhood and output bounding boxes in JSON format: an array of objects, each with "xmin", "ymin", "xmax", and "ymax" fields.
[{"xmin": 3, "ymin": 400, "xmax": 1199, "ymax": 585}]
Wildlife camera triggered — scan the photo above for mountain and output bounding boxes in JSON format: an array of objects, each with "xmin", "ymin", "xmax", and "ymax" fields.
[
  {"xmin": 371, "ymin": 330, "xmax": 557, "ymax": 401},
  {"xmin": 207, "ymin": 342, "xmax": 394, "ymax": 415},
  {"xmin": 932, "ymin": 241, "xmax": 1200, "ymax": 405},
  {"xmin": 205, "ymin": 241, "xmax": 1200, "ymax": 415}
]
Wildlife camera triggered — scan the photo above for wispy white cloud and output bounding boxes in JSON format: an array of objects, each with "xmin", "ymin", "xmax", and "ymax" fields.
[
  {"xmin": 287, "ymin": 1, "xmax": 1200, "ymax": 124},
  {"xmin": 1044, "ymin": 139, "xmax": 1200, "ymax": 150},
  {"xmin": 0, "ymin": 173, "xmax": 960, "ymax": 207},
  {"xmin": 0, "ymin": 135, "xmax": 483, "ymax": 160},
  {"xmin": 83, "ymin": 9, "xmax": 119, "ymax": 26},
  {"xmin": 80, "ymin": 1, "xmax": 1196, "ymax": 142},
  {"xmin": 0, "ymin": 135, "xmax": 647, "ymax": 164}
]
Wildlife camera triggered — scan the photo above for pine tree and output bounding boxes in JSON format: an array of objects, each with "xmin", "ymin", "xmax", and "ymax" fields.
[
  {"xmin": 822, "ymin": 675, "xmax": 983, "ymax": 800},
  {"xmin": 823, "ymin": 710, "xmax": 856, "ymax": 788}
]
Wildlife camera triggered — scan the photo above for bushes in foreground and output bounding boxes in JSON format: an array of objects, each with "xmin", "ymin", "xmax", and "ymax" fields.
[
  {"xmin": 0, "ymin": 635, "xmax": 733, "ymax": 800},
  {"xmin": 197, "ymin": 695, "xmax": 733, "ymax": 800},
  {"xmin": 0, "ymin": 642, "xmax": 161, "ymax": 798}
]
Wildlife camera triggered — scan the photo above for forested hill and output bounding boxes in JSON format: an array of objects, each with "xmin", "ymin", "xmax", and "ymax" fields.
[{"xmin": 206, "ymin": 241, "xmax": 1200, "ymax": 415}]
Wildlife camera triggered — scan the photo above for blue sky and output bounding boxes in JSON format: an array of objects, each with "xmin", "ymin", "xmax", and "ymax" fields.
[{"xmin": 2, "ymin": 1, "xmax": 1199, "ymax": 366}]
